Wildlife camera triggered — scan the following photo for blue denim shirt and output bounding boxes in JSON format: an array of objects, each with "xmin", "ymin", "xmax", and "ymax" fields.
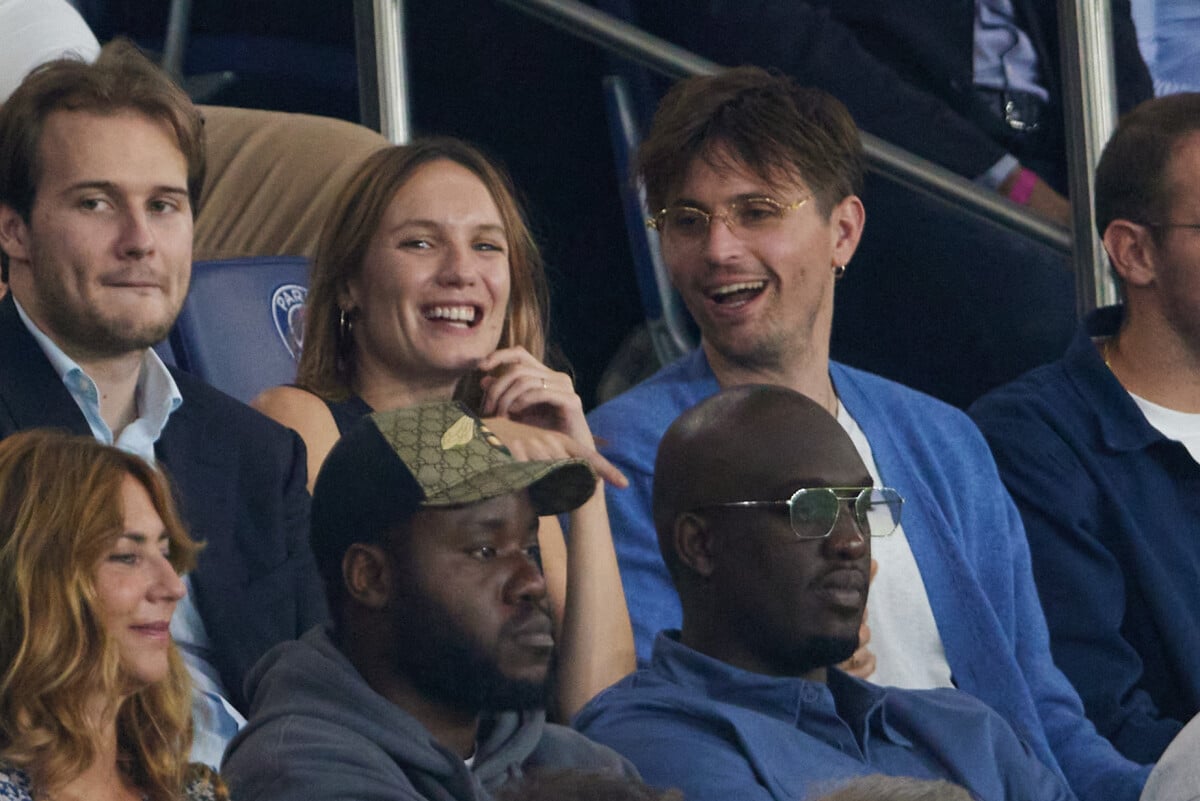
[{"xmin": 574, "ymin": 633, "xmax": 1073, "ymax": 801}]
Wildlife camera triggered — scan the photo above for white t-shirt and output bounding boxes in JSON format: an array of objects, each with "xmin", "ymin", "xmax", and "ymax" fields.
[
  {"xmin": 1129, "ymin": 391, "xmax": 1200, "ymax": 464},
  {"xmin": 837, "ymin": 403, "xmax": 956, "ymax": 689}
]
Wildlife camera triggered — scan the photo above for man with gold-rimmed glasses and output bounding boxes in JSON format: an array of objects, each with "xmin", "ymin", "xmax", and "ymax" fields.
[
  {"xmin": 575, "ymin": 385, "xmax": 1073, "ymax": 801},
  {"xmin": 586, "ymin": 65, "xmax": 1147, "ymax": 801}
]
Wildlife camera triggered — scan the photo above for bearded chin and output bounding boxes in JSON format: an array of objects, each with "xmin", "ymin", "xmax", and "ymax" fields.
[
  {"xmin": 389, "ymin": 587, "xmax": 552, "ymax": 716},
  {"xmin": 397, "ymin": 631, "xmax": 552, "ymax": 715}
]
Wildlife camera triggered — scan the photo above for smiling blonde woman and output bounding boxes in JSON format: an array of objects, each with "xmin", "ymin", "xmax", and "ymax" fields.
[{"xmin": 0, "ymin": 430, "xmax": 224, "ymax": 801}]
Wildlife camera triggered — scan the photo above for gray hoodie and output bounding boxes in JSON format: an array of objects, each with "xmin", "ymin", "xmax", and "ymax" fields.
[{"xmin": 222, "ymin": 626, "xmax": 634, "ymax": 801}]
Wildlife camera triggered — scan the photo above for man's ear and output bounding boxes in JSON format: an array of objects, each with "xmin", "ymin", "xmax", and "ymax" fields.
[
  {"xmin": 829, "ymin": 194, "xmax": 866, "ymax": 267},
  {"xmin": 1103, "ymin": 219, "xmax": 1158, "ymax": 289},
  {"xmin": 342, "ymin": 543, "xmax": 392, "ymax": 609},
  {"xmin": 0, "ymin": 203, "xmax": 31, "ymax": 264},
  {"xmin": 674, "ymin": 512, "xmax": 720, "ymax": 578}
]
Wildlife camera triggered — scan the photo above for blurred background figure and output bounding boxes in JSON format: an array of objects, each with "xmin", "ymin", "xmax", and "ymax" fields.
[
  {"xmin": 1140, "ymin": 712, "xmax": 1200, "ymax": 801},
  {"xmin": 0, "ymin": 0, "xmax": 99, "ymax": 103},
  {"xmin": 1131, "ymin": 0, "xmax": 1200, "ymax": 95}
]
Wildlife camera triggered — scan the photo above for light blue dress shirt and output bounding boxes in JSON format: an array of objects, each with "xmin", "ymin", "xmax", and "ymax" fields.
[
  {"xmin": 13, "ymin": 297, "xmax": 244, "ymax": 768},
  {"xmin": 973, "ymin": 0, "xmax": 1050, "ymax": 101},
  {"xmin": 971, "ymin": 0, "xmax": 1049, "ymax": 188},
  {"xmin": 1131, "ymin": 0, "xmax": 1200, "ymax": 95}
]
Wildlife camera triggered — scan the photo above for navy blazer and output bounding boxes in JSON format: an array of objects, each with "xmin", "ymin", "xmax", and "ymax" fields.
[
  {"xmin": 0, "ymin": 294, "xmax": 327, "ymax": 712},
  {"xmin": 627, "ymin": 0, "xmax": 1152, "ymax": 183}
]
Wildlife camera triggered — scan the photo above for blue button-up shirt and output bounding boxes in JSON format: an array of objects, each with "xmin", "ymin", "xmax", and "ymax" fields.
[
  {"xmin": 13, "ymin": 297, "xmax": 244, "ymax": 768},
  {"xmin": 575, "ymin": 632, "xmax": 1074, "ymax": 801}
]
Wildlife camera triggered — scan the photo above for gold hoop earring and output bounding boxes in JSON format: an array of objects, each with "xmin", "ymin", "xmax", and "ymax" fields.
[
  {"xmin": 833, "ymin": 264, "xmax": 847, "ymax": 279},
  {"xmin": 339, "ymin": 308, "xmax": 354, "ymax": 342}
]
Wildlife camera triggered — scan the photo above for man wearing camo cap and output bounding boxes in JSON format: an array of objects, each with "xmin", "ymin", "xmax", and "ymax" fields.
[{"xmin": 223, "ymin": 401, "xmax": 634, "ymax": 801}]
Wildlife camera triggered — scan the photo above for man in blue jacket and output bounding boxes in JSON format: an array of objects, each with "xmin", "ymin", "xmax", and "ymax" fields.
[
  {"xmin": 586, "ymin": 66, "xmax": 1150, "ymax": 801},
  {"xmin": 971, "ymin": 93, "xmax": 1200, "ymax": 763}
]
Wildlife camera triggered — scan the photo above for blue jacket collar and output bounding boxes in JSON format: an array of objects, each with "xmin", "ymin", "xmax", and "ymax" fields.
[
  {"xmin": 649, "ymin": 631, "xmax": 911, "ymax": 747},
  {"xmin": 1066, "ymin": 305, "xmax": 1166, "ymax": 453}
]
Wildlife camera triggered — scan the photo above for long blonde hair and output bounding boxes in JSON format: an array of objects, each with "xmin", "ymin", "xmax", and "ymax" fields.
[
  {"xmin": 296, "ymin": 137, "xmax": 549, "ymax": 403},
  {"xmin": 0, "ymin": 430, "xmax": 199, "ymax": 801}
]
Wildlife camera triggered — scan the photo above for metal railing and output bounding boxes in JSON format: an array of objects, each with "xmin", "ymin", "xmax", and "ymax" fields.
[
  {"xmin": 1060, "ymin": 0, "xmax": 1121, "ymax": 314},
  {"xmin": 354, "ymin": 0, "xmax": 412, "ymax": 144},
  {"xmin": 499, "ymin": 0, "xmax": 1132, "ymax": 311}
]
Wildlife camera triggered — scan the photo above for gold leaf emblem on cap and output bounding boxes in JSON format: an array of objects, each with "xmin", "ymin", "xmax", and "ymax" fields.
[{"xmin": 441, "ymin": 414, "xmax": 477, "ymax": 450}]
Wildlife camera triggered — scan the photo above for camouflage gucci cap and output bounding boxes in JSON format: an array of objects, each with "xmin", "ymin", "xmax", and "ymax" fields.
[{"xmin": 310, "ymin": 401, "xmax": 597, "ymax": 576}]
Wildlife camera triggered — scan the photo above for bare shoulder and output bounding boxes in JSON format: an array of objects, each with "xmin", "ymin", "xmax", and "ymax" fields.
[
  {"xmin": 252, "ymin": 386, "xmax": 339, "ymax": 437},
  {"xmin": 251, "ymin": 386, "xmax": 342, "ymax": 482}
]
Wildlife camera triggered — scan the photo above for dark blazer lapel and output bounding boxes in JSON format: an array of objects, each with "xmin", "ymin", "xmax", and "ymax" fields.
[
  {"xmin": 0, "ymin": 294, "xmax": 94, "ymax": 436},
  {"xmin": 155, "ymin": 386, "xmax": 245, "ymax": 584}
]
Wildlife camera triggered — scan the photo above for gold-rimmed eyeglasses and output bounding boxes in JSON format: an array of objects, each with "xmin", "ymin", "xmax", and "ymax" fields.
[
  {"xmin": 647, "ymin": 196, "xmax": 808, "ymax": 243},
  {"xmin": 692, "ymin": 487, "xmax": 904, "ymax": 541}
]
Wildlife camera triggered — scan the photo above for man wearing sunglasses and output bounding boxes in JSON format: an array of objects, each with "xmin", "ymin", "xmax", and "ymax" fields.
[
  {"xmin": 971, "ymin": 93, "xmax": 1200, "ymax": 764},
  {"xmin": 586, "ymin": 66, "xmax": 1148, "ymax": 801},
  {"xmin": 576, "ymin": 385, "xmax": 1071, "ymax": 801}
]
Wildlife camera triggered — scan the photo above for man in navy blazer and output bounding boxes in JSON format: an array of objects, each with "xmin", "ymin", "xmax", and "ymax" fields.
[
  {"xmin": 0, "ymin": 294, "xmax": 325, "ymax": 706},
  {"xmin": 0, "ymin": 41, "xmax": 325, "ymax": 764}
]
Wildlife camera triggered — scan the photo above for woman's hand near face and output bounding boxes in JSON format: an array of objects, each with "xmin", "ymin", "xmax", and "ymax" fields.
[{"xmin": 477, "ymin": 347, "xmax": 627, "ymax": 488}]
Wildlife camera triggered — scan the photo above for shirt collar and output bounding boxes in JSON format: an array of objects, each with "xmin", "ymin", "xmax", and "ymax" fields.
[
  {"xmin": 12, "ymin": 294, "xmax": 182, "ymax": 460},
  {"xmin": 1068, "ymin": 305, "xmax": 1165, "ymax": 453},
  {"xmin": 13, "ymin": 294, "xmax": 85, "ymax": 385},
  {"xmin": 649, "ymin": 631, "xmax": 911, "ymax": 747}
]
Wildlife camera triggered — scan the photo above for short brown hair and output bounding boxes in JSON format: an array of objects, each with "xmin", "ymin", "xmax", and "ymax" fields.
[
  {"xmin": 0, "ymin": 38, "xmax": 205, "ymax": 280},
  {"xmin": 0, "ymin": 430, "xmax": 200, "ymax": 801},
  {"xmin": 638, "ymin": 66, "xmax": 864, "ymax": 218},
  {"xmin": 297, "ymin": 137, "xmax": 549, "ymax": 403},
  {"xmin": 1095, "ymin": 93, "xmax": 1200, "ymax": 241},
  {"xmin": 0, "ymin": 38, "xmax": 204, "ymax": 275}
]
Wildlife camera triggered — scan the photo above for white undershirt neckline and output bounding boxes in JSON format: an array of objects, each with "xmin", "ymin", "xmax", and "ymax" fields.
[
  {"xmin": 836, "ymin": 402, "xmax": 955, "ymax": 690},
  {"xmin": 1128, "ymin": 391, "xmax": 1200, "ymax": 464}
]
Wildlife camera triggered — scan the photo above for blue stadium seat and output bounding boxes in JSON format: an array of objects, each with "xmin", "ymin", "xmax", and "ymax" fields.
[
  {"xmin": 602, "ymin": 74, "xmax": 696, "ymax": 367},
  {"xmin": 170, "ymin": 256, "xmax": 309, "ymax": 404}
]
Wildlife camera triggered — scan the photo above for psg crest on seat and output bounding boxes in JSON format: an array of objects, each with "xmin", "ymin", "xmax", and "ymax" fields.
[{"xmin": 271, "ymin": 284, "xmax": 307, "ymax": 360}]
